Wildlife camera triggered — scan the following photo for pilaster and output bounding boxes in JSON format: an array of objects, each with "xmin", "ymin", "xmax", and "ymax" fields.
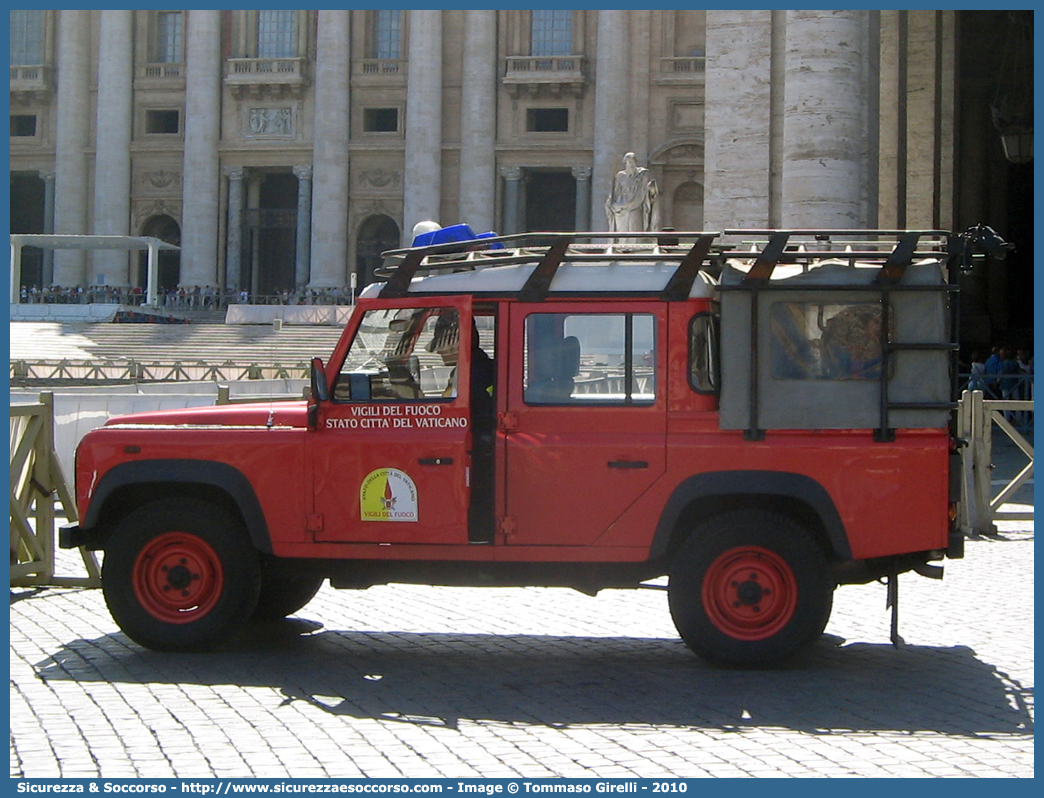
[
  {"xmin": 293, "ymin": 165, "xmax": 313, "ymax": 290},
  {"xmin": 92, "ymin": 10, "xmax": 134, "ymax": 287},
  {"xmin": 52, "ymin": 10, "xmax": 91, "ymax": 287},
  {"xmin": 181, "ymin": 9, "xmax": 222, "ymax": 287},
  {"xmin": 309, "ymin": 9, "xmax": 350, "ymax": 289},
  {"xmin": 402, "ymin": 10, "xmax": 443, "ymax": 242},
  {"xmin": 459, "ymin": 10, "xmax": 497, "ymax": 233}
]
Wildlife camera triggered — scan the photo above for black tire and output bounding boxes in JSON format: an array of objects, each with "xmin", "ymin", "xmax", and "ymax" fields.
[
  {"xmin": 101, "ymin": 498, "xmax": 261, "ymax": 652},
  {"xmin": 251, "ymin": 568, "xmax": 324, "ymax": 621},
  {"xmin": 668, "ymin": 509, "xmax": 834, "ymax": 668}
]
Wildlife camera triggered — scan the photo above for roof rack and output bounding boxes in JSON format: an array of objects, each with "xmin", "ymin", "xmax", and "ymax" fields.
[
  {"xmin": 377, "ymin": 231, "xmax": 721, "ymax": 300},
  {"xmin": 374, "ymin": 228, "xmax": 960, "ymax": 300},
  {"xmin": 719, "ymin": 229, "xmax": 952, "ymax": 284}
]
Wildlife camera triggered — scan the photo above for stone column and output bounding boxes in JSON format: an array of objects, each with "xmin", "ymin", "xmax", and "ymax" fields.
[
  {"xmin": 309, "ymin": 9, "xmax": 350, "ymax": 289},
  {"xmin": 572, "ymin": 167, "xmax": 592, "ymax": 231},
  {"xmin": 782, "ymin": 10, "xmax": 870, "ymax": 228},
  {"xmin": 293, "ymin": 165, "xmax": 313, "ymax": 290},
  {"xmin": 703, "ymin": 10, "xmax": 773, "ymax": 231},
  {"xmin": 224, "ymin": 167, "xmax": 244, "ymax": 292},
  {"xmin": 92, "ymin": 10, "xmax": 134, "ymax": 287},
  {"xmin": 247, "ymin": 177, "xmax": 261, "ymax": 298},
  {"xmin": 500, "ymin": 168, "xmax": 523, "ymax": 235},
  {"xmin": 181, "ymin": 10, "xmax": 222, "ymax": 287},
  {"xmin": 458, "ymin": 10, "xmax": 497, "ymax": 233},
  {"xmin": 592, "ymin": 10, "xmax": 630, "ymax": 227},
  {"xmin": 52, "ymin": 10, "xmax": 91, "ymax": 287},
  {"xmin": 402, "ymin": 10, "xmax": 443, "ymax": 242},
  {"xmin": 41, "ymin": 171, "xmax": 55, "ymax": 286}
]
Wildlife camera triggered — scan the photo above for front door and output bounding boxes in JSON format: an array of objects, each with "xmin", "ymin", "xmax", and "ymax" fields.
[
  {"xmin": 503, "ymin": 302, "xmax": 667, "ymax": 546},
  {"xmin": 311, "ymin": 297, "xmax": 474, "ymax": 544}
]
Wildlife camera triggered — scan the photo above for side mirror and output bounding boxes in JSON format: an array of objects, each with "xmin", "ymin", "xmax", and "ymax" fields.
[{"xmin": 310, "ymin": 357, "xmax": 329, "ymax": 402}]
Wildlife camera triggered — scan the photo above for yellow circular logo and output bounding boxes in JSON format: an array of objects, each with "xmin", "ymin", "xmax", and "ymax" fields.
[{"xmin": 360, "ymin": 468, "xmax": 419, "ymax": 523}]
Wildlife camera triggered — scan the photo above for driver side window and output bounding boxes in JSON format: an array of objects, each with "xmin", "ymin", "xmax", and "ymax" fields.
[{"xmin": 335, "ymin": 307, "xmax": 460, "ymax": 401}]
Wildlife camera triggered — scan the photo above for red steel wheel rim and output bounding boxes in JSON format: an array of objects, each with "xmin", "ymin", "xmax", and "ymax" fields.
[
  {"xmin": 701, "ymin": 546, "xmax": 798, "ymax": 641},
  {"xmin": 132, "ymin": 532, "xmax": 223, "ymax": 624}
]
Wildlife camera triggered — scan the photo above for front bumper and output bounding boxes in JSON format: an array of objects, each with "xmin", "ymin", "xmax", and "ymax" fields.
[{"xmin": 59, "ymin": 524, "xmax": 90, "ymax": 549}]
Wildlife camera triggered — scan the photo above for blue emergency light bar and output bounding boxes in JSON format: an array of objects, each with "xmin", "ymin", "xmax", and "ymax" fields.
[{"xmin": 411, "ymin": 223, "xmax": 502, "ymax": 248}]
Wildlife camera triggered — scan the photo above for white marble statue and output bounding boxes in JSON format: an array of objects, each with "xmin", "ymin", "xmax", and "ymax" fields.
[{"xmin": 605, "ymin": 152, "xmax": 661, "ymax": 233}]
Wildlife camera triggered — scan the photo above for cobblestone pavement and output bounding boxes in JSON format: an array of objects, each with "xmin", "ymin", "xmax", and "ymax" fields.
[{"xmin": 10, "ymin": 504, "xmax": 1032, "ymax": 780}]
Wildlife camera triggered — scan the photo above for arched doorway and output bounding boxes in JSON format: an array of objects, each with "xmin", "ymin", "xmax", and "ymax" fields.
[
  {"xmin": 10, "ymin": 172, "xmax": 45, "ymax": 288},
  {"xmin": 672, "ymin": 181, "xmax": 704, "ymax": 231},
  {"xmin": 356, "ymin": 215, "xmax": 400, "ymax": 289},
  {"xmin": 138, "ymin": 215, "xmax": 181, "ymax": 292}
]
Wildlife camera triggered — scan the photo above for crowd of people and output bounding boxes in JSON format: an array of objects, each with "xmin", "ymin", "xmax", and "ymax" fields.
[
  {"xmin": 965, "ymin": 347, "xmax": 1034, "ymax": 430},
  {"xmin": 19, "ymin": 284, "xmax": 358, "ymax": 309},
  {"xmin": 966, "ymin": 346, "xmax": 1034, "ymax": 402}
]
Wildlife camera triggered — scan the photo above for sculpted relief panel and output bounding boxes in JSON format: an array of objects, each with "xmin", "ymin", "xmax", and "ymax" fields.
[
  {"xmin": 246, "ymin": 107, "xmax": 294, "ymax": 138},
  {"xmin": 138, "ymin": 170, "xmax": 183, "ymax": 195},
  {"xmin": 356, "ymin": 168, "xmax": 402, "ymax": 192}
]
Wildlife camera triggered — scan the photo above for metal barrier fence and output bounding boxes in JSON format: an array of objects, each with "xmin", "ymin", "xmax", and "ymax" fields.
[
  {"xmin": 18, "ymin": 288, "xmax": 354, "ymax": 310},
  {"xmin": 960, "ymin": 372, "xmax": 1034, "ymax": 406},
  {"xmin": 958, "ymin": 390, "xmax": 1034, "ymax": 537},
  {"xmin": 215, "ymin": 384, "xmax": 309, "ymax": 404},
  {"xmin": 11, "ymin": 359, "xmax": 312, "ymax": 386},
  {"xmin": 10, "ymin": 393, "xmax": 100, "ymax": 588}
]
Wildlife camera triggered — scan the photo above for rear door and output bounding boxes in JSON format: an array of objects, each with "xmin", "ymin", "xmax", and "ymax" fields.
[{"xmin": 503, "ymin": 302, "xmax": 667, "ymax": 546}]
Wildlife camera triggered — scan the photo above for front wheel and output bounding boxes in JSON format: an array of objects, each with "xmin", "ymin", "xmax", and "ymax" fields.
[
  {"xmin": 668, "ymin": 510, "xmax": 834, "ymax": 667},
  {"xmin": 102, "ymin": 498, "xmax": 261, "ymax": 652}
]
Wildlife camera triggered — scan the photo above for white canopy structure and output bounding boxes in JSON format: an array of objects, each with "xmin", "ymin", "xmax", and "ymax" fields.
[{"xmin": 10, "ymin": 234, "xmax": 180, "ymax": 307}]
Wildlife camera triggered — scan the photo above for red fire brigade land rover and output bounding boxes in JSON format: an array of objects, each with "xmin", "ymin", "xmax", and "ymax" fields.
[{"xmin": 61, "ymin": 228, "xmax": 970, "ymax": 667}]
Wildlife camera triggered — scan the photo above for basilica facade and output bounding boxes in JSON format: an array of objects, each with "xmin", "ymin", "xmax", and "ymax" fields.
[{"xmin": 8, "ymin": 10, "xmax": 1032, "ymax": 343}]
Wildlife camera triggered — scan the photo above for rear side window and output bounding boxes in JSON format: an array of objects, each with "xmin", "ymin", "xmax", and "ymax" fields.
[
  {"xmin": 689, "ymin": 312, "xmax": 718, "ymax": 393},
  {"xmin": 769, "ymin": 301, "xmax": 891, "ymax": 381},
  {"xmin": 524, "ymin": 313, "xmax": 656, "ymax": 405}
]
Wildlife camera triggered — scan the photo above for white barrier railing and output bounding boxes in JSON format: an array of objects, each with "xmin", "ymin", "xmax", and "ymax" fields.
[
  {"xmin": 958, "ymin": 390, "xmax": 1034, "ymax": 537},
  {"xmin": 10, "ymin": 393, "xmax": 100, "ymax": 588}
]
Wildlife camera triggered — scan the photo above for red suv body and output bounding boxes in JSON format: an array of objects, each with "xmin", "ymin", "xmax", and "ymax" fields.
[{"xmin": 62, "ymin": 229, "xmax": 964, "ymax": 666}]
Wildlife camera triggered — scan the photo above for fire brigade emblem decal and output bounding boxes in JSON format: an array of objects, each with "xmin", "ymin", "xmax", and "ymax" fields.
[{"xmin": 360, "ymin": 468, "xmax": 418, "ymax": 522}]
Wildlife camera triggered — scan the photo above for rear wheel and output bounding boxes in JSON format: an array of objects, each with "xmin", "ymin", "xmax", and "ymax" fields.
[
  {"xmin": 102, "ymin": 498, "xmax": 261, "ymax": 651},
  {"xmin": 668, "ymin": 509, "xmax": 834, "ymax": 667}
]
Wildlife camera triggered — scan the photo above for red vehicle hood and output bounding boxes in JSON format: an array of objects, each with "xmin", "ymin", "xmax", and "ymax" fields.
[{"xmin": 103, "ymin": 400, "xmax": 310, "ymax": 429}]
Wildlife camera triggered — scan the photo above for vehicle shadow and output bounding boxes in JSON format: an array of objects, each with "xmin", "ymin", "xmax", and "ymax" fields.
[{"xmin": 34, "ymin": 622, "xmax": 1033, "ymax": 739}]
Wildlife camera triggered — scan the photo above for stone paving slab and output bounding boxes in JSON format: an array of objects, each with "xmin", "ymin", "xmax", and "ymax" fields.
[{"xmin": 9, "ymin": 520, "xmax": 1033, "ymax": 779}]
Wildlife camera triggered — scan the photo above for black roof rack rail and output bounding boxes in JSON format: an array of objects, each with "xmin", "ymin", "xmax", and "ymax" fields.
[
  {"xmin": 374, "ymin": 228, "xmax": 964, "ymax": 300},
  {"xmin": 718, "ymin": 228, "xmax": 952, "ymax": 284},
  {"xmin": 377, "ymin": 230, "xmax": 724, "ymax": 300}
]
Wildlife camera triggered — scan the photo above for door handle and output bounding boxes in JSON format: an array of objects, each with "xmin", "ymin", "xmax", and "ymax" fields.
[
  {"xmin": 419, "ymin": 457, "xmax": 454, "ymax": 466},
  {"xmin": 608, "ymin": 460, "xmax": 649, "ymax": 469}
]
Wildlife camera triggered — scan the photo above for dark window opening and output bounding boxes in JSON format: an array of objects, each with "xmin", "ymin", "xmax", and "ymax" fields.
[
  {"xmin": 11, "ymin": 115, "xmax": 37, "ymax": 137},
  {"xmin": 523, "ymin": 171, "xmax": 576, "ymax": 232},
  {"xmin": 527, "ymin": 108, "xmax": 569, "ymax": 132},
  {"xmin": 688, "ymin": 312, "xmax": 719, "ymax": 394},
  {"xmin": 146, "ymin": 109, "xmax": 180, "ymax": 134},
  {"xmin": 524, "ymin": 313, "xmax": 656, "ymax": 406},
  {"xmin": 769, "ymin": 302, "xmax": 892, "ymax": 381},
  {"xmin": 363, "ymin": 107, "xmax": 398, "ymax": 133}
]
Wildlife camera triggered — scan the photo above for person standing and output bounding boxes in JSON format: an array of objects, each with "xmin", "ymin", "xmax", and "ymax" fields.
[{"xmin": 968, "ymin": 351, "xmax": 987, "ymax": 392}]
